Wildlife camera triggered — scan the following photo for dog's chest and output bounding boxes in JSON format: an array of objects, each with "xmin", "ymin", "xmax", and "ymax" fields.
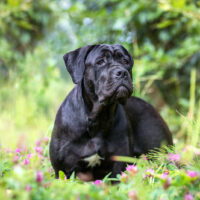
[{"xmin": 90, "ymin": 113, "xmax": 130, "ymax": 154}]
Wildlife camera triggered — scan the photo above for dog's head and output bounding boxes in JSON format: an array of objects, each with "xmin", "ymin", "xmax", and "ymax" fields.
[{"xmin": 63, "ymin": 44, "xmax": 134, "ymax": 104}]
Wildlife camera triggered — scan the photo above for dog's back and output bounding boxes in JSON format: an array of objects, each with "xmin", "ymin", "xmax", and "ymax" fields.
[{"xmin": 124, "ymin": 96, "xmax": 173, "ymax": 157}]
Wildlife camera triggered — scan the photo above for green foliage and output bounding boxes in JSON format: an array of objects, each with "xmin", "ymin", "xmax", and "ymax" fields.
[
  {"xmin": 67, "ymin": 0, "xmax": 200, "ymax": 111},
  {"xmin": 0, "ymin": 134, "xmax": 200, "ymax": 200},
  {"xmin": 0, "ymin": 0, "xmax": 57, "ymax": 80}
]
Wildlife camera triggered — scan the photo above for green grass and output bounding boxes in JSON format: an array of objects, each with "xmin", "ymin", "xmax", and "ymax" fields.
[{"xmin": 0, "ymin": 139, "xmax": 200, "ymax": 200}]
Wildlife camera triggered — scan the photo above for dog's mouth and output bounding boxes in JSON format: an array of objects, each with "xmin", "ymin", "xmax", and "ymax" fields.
[
  {"xmin": 115, "ymin": 82, "xmax": 133, "ymax": 98},
  {"xmin": 114, "ymin": 83, "xmax": 133, "ymax": 104},
  {"xmin": 98, "ymin": 82, "xmax": 133, "ymax": 105},
  {"xmin": 116, "ymin": 85, "xmax": 129, "ymax": 98}
]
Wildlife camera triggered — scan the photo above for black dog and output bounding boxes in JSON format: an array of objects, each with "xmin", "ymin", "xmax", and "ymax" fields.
[{"xmin": 49, "ymin": 44, "xmax": 173, "ymax": 180}]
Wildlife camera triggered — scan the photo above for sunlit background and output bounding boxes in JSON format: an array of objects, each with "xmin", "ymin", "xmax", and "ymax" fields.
[{"xmin": 0, "ymin": 0, "xmax": 200, "ymax": 150}]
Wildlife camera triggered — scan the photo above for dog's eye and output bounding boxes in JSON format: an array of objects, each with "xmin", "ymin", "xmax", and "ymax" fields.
[
  {"xmin": 117, "ymin": 53, "xmax": 123, "ymax": 58},
  {"xmin": 97, "ymin": 59, "xmax": 104, "ymax": 65},
  {"xmin": 123, "ymin": 59, "xmax": 129, "ymax": 64}
]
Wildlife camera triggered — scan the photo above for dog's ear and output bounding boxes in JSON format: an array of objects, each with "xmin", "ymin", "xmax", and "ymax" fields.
[{"xmin": 63, "ymin": 45, "xmax": 95, "ymax": 84}]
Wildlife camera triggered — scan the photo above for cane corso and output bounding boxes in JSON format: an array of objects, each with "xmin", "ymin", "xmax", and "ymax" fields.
[{"xmin": 49, "ymin": 44, "xmax": 173, "ymax": 180}]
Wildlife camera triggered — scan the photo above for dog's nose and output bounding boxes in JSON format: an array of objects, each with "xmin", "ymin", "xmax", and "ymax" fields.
[{"xmin": 115, "ymin": 69, "xmax": 128, "ymax": 79}]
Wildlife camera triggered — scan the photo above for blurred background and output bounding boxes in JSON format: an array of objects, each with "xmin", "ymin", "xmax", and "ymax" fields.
[{"xmin": 0, "ymin": 0, "xmax": 200, "ymax": 149}]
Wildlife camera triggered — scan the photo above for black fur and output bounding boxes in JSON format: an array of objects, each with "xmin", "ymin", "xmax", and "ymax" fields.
[{"xmin": 49, "ymin": 44, "xmax": 173, "ymax": 179}]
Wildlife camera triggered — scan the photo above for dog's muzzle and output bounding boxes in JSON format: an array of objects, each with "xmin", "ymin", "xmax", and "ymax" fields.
[{"xmin": 112, "ymin": 68, "xmax": 133, "ymax": 99}]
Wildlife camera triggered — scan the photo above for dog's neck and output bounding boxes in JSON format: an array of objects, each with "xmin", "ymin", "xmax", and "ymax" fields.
[{"xmin": 81, "ymin": 79, "xmax": 117, "ymax": 137}]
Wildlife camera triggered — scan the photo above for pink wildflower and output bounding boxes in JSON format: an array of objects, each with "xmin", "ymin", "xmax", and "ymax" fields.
[
  {"xmin": 161, "ymin": 172, "xmax": 168, "ymax": 179},
  {"xmin": 128, "ymin": 190, "xmax": 138, "ymax": 200},
  {"xmin": 146, "ymin": 169, "xmax": 154, "ymax": 175},
  {"xmin": 121, "ymin": 172, "xmax": 128, "ymax": 182},
  {"xmin": 24, "ymin": 159, "xmax": 30, "ymax": 165},
  {"xmin": 13, "ymin": 156, "xmax": 20, "ymax": 163},
  {"xmin": 35, "ymin": 139, "xmax": 42, "ymax": 146},
  {"xmin": 144, "ymin": 169, "xmax": 154, "ymax": 179},
  {"xmin": 126, "ymin": 165, "xmax": 138, "ymax": 174},
  {"xmin": 44, "ymin": 137, "xmax": 49, "ymax": 144},
  {"xmin": 168, "ymin": 153, "xmax": 181, "ymax": 162},
  {"xmin": 35, "ymin": 146, "xmax": 43, "ymax": 154},
  {"xmin": 36, "ymin": 171, "xmax": 43, "ymax": 183},
  {"xmin": 184, "ymin": 193, "xmax": 194, "ymax": 200},
  {"xmin": 37, "ymin": 153, "xmax": 44, "ymax": 160},
  {"xmin": 16, "ymin": 148, "xmax": 21, "ymax": 154},
  {"xmin": 25, "ymin": 185, "xmax": 32, "ymax": 191},
  {"xmin": 27, "ymin": 154, "xmax": 32, "ymax": 159},
  {"xmin": 186, "ymin": 171, "xmax": 198, "ymax": 178},
  {"xmin": 164, "ymin": 170, "xmax": 169, "ymax": 175},
  {"xmin": 94, "ymin": 180, "xmax": 103, "ymax": 185},
  {"xmin": 142, "ymin": 155, "xmax": 147, "ymax": 160}
]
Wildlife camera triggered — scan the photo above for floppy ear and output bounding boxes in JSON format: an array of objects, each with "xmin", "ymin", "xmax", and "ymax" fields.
[{"xmin": 63, "ymin": 45, "xmax": 95, "ymax": 84}]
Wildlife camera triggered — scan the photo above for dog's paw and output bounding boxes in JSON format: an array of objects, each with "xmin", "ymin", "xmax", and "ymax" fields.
[{"xmin": 76, "ymin": 172, "xmax": 94, "ymax": 182}]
